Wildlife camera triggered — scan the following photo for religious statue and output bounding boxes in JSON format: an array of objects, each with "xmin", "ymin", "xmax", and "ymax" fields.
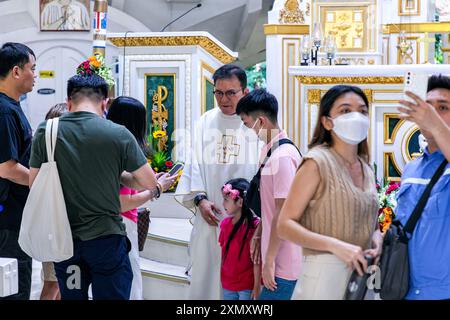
[
  {"xmin": 436, "ymin": 0, "xmax": 450, "ymax": 22},
  {"xmin": 40, "ymin": 0, "xmax": 90, "ymax": 31}
]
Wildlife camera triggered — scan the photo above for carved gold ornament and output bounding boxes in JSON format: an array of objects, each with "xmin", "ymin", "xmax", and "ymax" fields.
[
  {"xmin": 296, "ymin": 76, "xmax": 404, "ymax": 84},
  {"xmin": 108, "ymin": 36, "xmax": 236, "ymax": 64},
  {"xmin": 279, "ymin": 0, "xmax": 305, "ymax": 24},
  {"xmin": 307, "ymin": 89, "xmax": 321, "ymax": 104},
  {"xmin": 322, "ymin": 8, "xmax": 366, "ymax": 51}
]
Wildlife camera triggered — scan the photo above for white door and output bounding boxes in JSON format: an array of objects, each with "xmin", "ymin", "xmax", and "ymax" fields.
[{"xmin": 26, "ymin": 47, "xmax": 85, "ymax": 131}]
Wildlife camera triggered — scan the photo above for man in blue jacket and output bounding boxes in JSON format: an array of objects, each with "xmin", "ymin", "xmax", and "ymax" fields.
[{"xmin": 397, "ymin": 74, "xmax": 450, "ymax": 300}]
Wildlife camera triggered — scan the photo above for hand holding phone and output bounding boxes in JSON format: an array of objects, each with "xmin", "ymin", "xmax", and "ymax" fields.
[
  {"xmin": 167, "ymin": 163, "xmax": 184, "ymax": 177},
  {"xmin": 403, "ymin": 70, "xmax": 428, "ymax": 104}
]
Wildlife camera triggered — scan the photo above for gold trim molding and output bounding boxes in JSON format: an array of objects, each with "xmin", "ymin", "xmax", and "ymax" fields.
[
  {"xmin": 201, "ymin": 60, "xmax": 216, "ymax": 114},
  {"xmin": 146, "ymin": 234, "xmax": 189, "ymax": 247},
  {"xmin": 383, "ymin": 113, "xmax": 405, "ymax": 144},
  {"xmin": 405, "ymin": 126, "xmax": 421, "ymax": 161},
  {"xmin": 306, "ymin": 88, "xmax": 374, "ymax": 104},
  {"xmin": 108, "ymin": 36, "xmax": 236, "ymax": 64},
  {"xmin": 363, "ymin": 89, "xmax": 373, "ymax": 103},
  {"xmin": 264, "ymin": 24, "xmax": 310, "ymax": 35},
  {"xmin": 384, "ymin": 152, "xmax": 402, "ymax": 182},
  {"xmin": 296, "ymin": 76, "xmax": 404, "ymax": 84},
  {"xmin": 382, "ymin": 22, "xmax": 450, "ymax": 34},
  {"xmin": 307, "ymin": 89, "xmax": 321, "ymax": 104},
  {"xmin": 398, "ymin": 0, "xmax": 420, "ymax": 16},
  {"xmin": 141, "ymin": 271, "xmax": 190, "ymax": 285}
]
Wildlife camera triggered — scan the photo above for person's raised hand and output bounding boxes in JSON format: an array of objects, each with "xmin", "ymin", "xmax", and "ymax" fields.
[{"xmin": 399, "ymin": 91, "xmax": 447, "ymax": 135}]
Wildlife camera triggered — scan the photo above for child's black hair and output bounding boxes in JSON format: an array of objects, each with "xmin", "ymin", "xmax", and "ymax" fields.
[{"xmin": 222, "ymin": 178, "xmax": 257, "ymax": 262}]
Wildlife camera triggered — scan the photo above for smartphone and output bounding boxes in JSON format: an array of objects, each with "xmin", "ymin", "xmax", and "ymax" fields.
[
  {"xmin": 344, "ymin": 255, "xmax": 374, "ymax": 300},
  {"xmin": 403, "ymin": 70, "xmax": 428, "ymax": 104},
  {"xmin": 167, "ymin": 163, "xmax": 184, "ymax": 177}
]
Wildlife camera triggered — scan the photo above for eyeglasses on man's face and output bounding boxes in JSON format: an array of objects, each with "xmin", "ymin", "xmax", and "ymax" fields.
[{"xmin": 213, "ymin": 89, "xmax": 243, "ymax": 99}]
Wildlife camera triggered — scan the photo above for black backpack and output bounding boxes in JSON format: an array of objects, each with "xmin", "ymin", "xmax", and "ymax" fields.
[{"xmin": 244, "ymin": 138, "xmax": 301, "ymax": 217}]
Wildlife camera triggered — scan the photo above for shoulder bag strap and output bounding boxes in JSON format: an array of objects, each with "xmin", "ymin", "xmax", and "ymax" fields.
[{"xmin": 403, "ymin": 159, "xmax": 448, "ymax": 236}]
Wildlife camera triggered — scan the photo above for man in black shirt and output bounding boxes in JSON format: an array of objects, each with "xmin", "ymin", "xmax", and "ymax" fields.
[{"xmin": 0, "ymin": 42, "xmax": 36, "ymax": 300}]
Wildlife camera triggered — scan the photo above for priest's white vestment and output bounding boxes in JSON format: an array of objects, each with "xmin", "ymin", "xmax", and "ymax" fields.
[{"xmin": 175, "ymin": 107, "xmax": 260, "ymax": 300}]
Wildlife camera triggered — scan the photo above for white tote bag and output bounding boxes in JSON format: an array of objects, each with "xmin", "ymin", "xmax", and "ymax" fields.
[{"xmin": 19, "ymin": 118, "xmax": 73, "ymax": 262}]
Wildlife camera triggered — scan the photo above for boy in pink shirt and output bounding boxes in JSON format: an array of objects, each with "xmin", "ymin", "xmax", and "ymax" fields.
[{"xmin": 237, "ymin": 89, "xmax": 302, "ymax": 300}]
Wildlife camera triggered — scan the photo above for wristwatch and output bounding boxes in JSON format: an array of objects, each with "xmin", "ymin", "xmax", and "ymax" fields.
[{"xmin": 194, "ymin": 193, "xmax": 208, "ymax": 207}]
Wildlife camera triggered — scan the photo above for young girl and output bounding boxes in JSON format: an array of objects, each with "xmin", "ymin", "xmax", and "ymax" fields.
[
  {"xmin": 219, "ymin": 178, "xmax": 261, "ymax": 300},
  {"xmin": 107, "ymin": 96, "xmax": 177, "ymax": 300}
]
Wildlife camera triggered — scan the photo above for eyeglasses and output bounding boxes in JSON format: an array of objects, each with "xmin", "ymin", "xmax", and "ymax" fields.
[{"xmin": 213, "ymin": 89, "xmax": 243, "ymax": 99}]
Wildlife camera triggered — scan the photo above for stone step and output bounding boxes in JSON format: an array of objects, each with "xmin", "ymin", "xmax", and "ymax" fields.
[
  {"xmin": 141, "ymin": 193, "xmax": 194, "ymax": 219},
  {"xmin": 140, "ymin": 217, "xmax": 192, "ymax": 267},
  {"xmin": 140, "ymin": 257, "xmax": 190, "ymax": 300}
]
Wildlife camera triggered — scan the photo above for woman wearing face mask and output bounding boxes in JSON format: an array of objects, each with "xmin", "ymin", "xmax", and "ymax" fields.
[{"xmin": 276, "ymin": 85, "xmax": 383, "ymax": 300}]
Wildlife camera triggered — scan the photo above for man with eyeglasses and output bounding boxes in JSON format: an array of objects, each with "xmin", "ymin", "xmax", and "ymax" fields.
[{"xmin": 176, "ymin": 64, "xmax": 261, "ymax": 299}]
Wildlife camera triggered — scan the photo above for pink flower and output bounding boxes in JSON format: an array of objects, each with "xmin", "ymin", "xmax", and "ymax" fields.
[
  {"xmin": 386, "ymin": 183, "xmax": 400, "ymax": 195},
  {"xmin": 222, "ymin": 184, "xmax": 240, "ymax": 200}
]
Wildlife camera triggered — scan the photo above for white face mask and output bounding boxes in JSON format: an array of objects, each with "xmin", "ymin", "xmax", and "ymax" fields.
[
  {"xmin": 330, "ymin": 112, "xmax": 369, "ymax": 145},
  {"xmin": 250, "ymin": 118, "xmax": 263, "ymax": 140}
]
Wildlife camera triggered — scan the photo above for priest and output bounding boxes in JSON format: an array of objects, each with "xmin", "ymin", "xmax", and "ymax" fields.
[{"xmin": 176, "ymin": 64, "xmax": 260, "ymax": 299}]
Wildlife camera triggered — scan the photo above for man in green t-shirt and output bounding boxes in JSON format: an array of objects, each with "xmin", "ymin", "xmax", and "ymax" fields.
[{"xmin": 29, "ymin": 74, "xmax": 161, "ymax": 300}]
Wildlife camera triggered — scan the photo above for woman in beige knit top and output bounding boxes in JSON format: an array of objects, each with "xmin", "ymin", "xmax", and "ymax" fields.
[{"xmin": 277, "ymin": 85, "xmax": 384, "ymax": 300}]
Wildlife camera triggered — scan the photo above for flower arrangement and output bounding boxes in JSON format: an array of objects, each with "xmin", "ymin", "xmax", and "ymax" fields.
[
  {"xmin": 76, "ymin": 54, "xmax": 115, "ymax": 88},
  {"xmin": 147, "ymin": 125, "xmax": 182, "ymax": 192},
  {"xmin": 376, "ymin": 179, "xmax": 401, "ymax": 233}
]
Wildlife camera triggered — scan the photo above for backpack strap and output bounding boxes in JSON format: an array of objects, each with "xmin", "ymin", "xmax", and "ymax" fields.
[{"xmin": 256, "ymin": 138, "xmax": 301, "ymax": 177}]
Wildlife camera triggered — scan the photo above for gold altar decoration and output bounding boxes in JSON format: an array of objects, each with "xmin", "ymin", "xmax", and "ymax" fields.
[
  {"xmin": 279, "ymin": 0, "xmax": 305, "ymax": 24},
  {"xmin": 307, "ymin": 89, "xmax": 321, "ymax": 104},
  {"xmin": 418, "ymin": 33, "xmax": 435, "ymax": 64},
  {"xmin": 306, "ymin": 88, "xmax": 372, "ymax": 104},
  {"xmin": 320, "ymin": 6, "xmax": 367, "ymax": 52},
  {"xmin": 108, "ymin": 36, "xmax": 236, "ymax": 64},
  {"xmin": 296, "ymin": 76, "xmax": 404, "ymax": 85},
  {"xmin": 397, "ymin": 36, "xmax": 419, "ymax": 64},
  {"xmin": 398, "ymin": 0, "xmax": 420, "ymax": 16},
  {"xmin": 382, "ymin": 22, "xmax": 450, "ymax": 34},
  {"xmin": 264, "ymin": 24, "xmax": 310, "ymax": 35},
  {"xmin": 152, "ymin": 85, "xmax": 169, "ymax": 151}
]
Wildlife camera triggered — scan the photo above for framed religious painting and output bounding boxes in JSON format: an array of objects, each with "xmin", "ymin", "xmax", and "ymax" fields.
[
  {"xmin": 40, "ymin": 0, "xmax": 90, "ymax": 31},
  {"xmin": 398, "ymin": 0, "xmax": 420, "ymax": 16}
]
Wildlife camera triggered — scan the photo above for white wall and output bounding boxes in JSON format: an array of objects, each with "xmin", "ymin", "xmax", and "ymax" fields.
[{"xmin": 0, "ymin": 0, "xmax": 151, "ymax": 131}]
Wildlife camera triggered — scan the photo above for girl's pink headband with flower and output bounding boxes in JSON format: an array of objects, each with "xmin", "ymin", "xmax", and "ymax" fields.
[{"xmin": 222, "ymin": 184, "xmax": 240, "ymax": 200}]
